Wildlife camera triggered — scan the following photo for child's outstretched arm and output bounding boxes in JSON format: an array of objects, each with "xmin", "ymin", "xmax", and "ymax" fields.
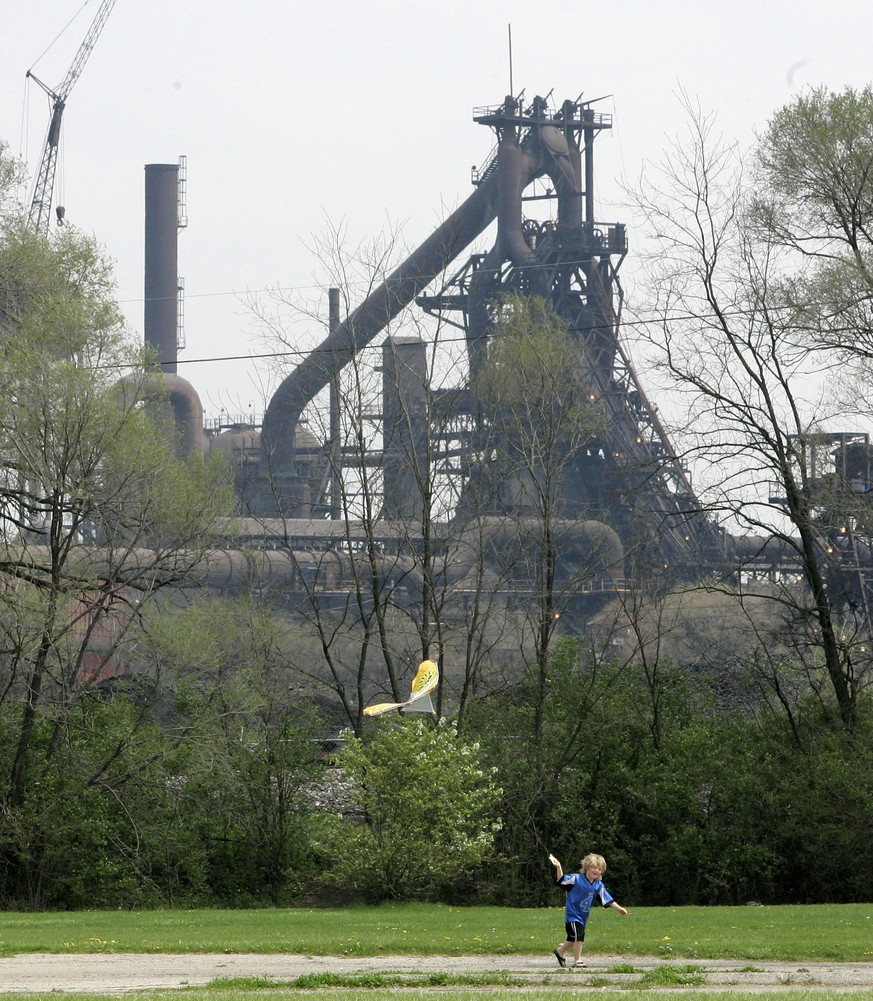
[
  {"xmin": 549, "ymin": 854, "xmax": 564, "ymax": 880},
  {"xmin": 609, "ymin": 901, "xmax": 628, "ymax": 916}
]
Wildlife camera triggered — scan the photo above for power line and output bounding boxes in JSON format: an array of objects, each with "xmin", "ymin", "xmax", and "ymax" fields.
[
  {"xmin": 122, "ymin": 250, "xmax": 636, "ymax": 307},
  {"xmin": 151, "ymin": 301, "xmax": 849, "ymax": 369}
]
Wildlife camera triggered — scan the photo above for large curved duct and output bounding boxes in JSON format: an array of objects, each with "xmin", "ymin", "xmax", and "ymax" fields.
[
  {"xmin": 495, "ymin": 98, "xmax": 582, "ymax": 279},
  {"xmin": 468, "ymin": 140, "xmax": 543, "ymax": 370},
  {"xmin": 118, "ymin": 372, "xmax": 206, "ymax": 458},
  {"xmin": 497, "ymin": 131, "xmax": 542, "ymax": 279},
  {"xmin": 261, "ymin": 172, "xmax": 501, "ymax": 475},
  {"xmin": 262, "ymin": 96, "xmax": 589, "ymax": 479},
  {"xmin": 467, "ymin": 98, "xmax": 585, "ymax": 373},
  {"xmin": 541, "ymin": 115, "xmax": 583, "ymax": 229}
]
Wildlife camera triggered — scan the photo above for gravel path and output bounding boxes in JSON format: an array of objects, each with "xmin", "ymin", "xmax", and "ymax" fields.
[{"xmin": 1, "ymin": 952, "xmax": 873, "ymax": 993}]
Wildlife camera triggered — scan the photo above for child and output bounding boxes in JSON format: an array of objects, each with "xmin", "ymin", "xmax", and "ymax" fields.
[{"xmin": 550, "ymin": 852, "xmax": 627, "ymax": 968}]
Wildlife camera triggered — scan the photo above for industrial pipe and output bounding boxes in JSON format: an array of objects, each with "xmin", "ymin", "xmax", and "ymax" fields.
[
  {"xmin": 118, "ymin": 371, "xmax": 206, "ymax": 458},
  {"xmin": 261, "ymin": 171, "xmax": 501, "ymax": 474},
  {"xmin": 447, "ymin": 516, "xmax": 625, "ymax": 585},
  {"xmin": 467, "ymin": 100, "xmax": 585, "ymax": 372}
]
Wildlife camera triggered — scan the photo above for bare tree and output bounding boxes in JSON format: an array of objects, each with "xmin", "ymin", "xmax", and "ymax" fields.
[
  {"xmin": 628, "ymin": 94, "xmax": 873, "ymax": 731},
  {"xmin": 472, "ymin": 295, "xmax": 617, "ymax": 745},
  {"xmin": 241, "ymin": 223, "xmax": 522, "ymax": 731}
]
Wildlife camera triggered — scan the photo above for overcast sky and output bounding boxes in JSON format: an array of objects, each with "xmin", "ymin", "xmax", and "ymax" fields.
[{"xmin": 3, "ymin": 1, "xmax": 873, "ymax": 420}]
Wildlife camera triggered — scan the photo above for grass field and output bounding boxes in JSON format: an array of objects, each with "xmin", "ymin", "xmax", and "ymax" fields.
[
  {"xmin": 0, "ymin": 901, "xmax": 872, "ymax": 960},
  {"xmin": 3, "ymin": 903, "xmax": 872, "ymax": 1001}
]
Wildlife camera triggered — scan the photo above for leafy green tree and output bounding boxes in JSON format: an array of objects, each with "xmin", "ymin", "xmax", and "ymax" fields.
[
  {"xmin": 753, "ymin": 84, "xmax": 873, "ymax": 355},
  {"xmin": 752, "ymin": 88, "xmax": 873, "ymax": 706},
  {"xmin": 466, "ymin": 636, "xmax": 638, "ymax": 904},
  {"xmin": 0, "ymin": 692, "xmax": 209, "ymax": 909},
  {"xmin": 467, "ymin": 634, "xmax": 781, "ymax": 907},
  {"xmin": 748, "ymin": 694, "xmax": 873, "ymax": 903},
  {"xmin": 0, "ymin": 140, "xmax": 234, "ymax": 904},
  {"xmin": 319, "ymin": 716, "xmax": 501, "ymax": 901},
  {"xmin": 140, "ymin": 595, "xmax": 323, "ymax": 904},
  {"xmin": 613, "ymin": 708, "xmax": 780, "ymax": 906}
]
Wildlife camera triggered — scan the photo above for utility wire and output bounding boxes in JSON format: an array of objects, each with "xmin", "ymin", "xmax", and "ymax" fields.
[{"xmin": 138, "ymin": 299, "xmax": 853, "ymax": 370}]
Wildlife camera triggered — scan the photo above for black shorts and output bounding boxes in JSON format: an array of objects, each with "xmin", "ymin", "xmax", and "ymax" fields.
[{"xmin": 565, "ymin": 921, "xmax": 586, "ymax": 942}]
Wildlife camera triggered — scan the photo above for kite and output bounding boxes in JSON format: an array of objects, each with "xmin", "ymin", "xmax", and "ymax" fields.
[{"xmin": 362, "ymin": 659, "xmax": 439, "ymax": 716}]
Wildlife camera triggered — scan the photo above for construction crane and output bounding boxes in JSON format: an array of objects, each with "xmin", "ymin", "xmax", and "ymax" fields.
[{"xmin": 26, "ymin": 0, "xmax": 117, "ymax": 234}]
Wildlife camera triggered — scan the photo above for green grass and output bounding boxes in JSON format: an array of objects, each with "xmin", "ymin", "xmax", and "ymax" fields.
[
  {"xmin": 637, "ymin": 963, "xmax": 707, "ymax": 987},
  {"xmin": 6, "ymin": 993, "xmax": 873, "ymax": 1001},
  {"xmin": 265, "ymin": 971, "xmax": 527, "ymax": 989},
  {"xmin": 643, "ymin": 902, "xmax": 873, "ymax": 961},
  {"xmin": 0, "ymin": 901, "xmax": 872, "ymax": 961}
]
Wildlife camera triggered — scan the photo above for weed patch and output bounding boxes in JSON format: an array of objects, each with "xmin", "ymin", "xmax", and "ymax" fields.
[
  {"xmin": 206, "ymin": 977, "xmax": 278, "ymax": 989},
  {"xmin": 285, "ymin": 971, "xmax": 526, "ymax": 990},
  {"xmin": 638, "ymin": 964, "xmax": 707, "ymax": 987}
]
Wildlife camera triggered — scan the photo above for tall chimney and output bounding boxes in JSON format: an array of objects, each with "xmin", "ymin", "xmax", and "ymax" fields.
[{"xmin": 144, "ymin": 161, "xmax": 184, "ymax": 372}]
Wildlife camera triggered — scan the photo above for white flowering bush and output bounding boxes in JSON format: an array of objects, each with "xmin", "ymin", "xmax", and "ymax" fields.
[{"xmin": 318, "ymin": 717, "xmax": 502, "ymax": 901}]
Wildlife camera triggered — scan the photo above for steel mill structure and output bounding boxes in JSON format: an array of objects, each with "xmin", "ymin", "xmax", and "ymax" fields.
[{"xmin": 139, "ymin": 92, "xmax": 873, "ymax": 631}]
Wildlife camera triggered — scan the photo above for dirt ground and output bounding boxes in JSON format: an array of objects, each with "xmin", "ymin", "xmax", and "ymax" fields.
[{"xmin": 1, "ymin": 952, "xmax": 873, "ymax": 994}]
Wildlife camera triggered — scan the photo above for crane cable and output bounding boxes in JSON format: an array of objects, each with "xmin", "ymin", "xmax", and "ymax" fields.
[{"xmin": 26, "ymin": 2, "xmax": 91, "ymax": 76}]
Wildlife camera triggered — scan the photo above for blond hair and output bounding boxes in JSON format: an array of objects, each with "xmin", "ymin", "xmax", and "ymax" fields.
[{"xmin": 580, "ymin": 853, "xmax": 607, "ymax": 872}]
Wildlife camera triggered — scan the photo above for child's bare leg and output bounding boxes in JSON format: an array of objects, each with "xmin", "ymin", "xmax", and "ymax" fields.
[{"xmin": 573, "ymin": 941, "xmax": 584, "ymax": 966}]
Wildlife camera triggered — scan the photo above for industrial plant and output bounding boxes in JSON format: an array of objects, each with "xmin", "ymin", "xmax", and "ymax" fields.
[
  {"xmin": 132, "ymin": 91, "xmax": 873, "ymax": 644},
  {"xmin": 22, "ymin": 0, "xmax": 873, "ymax": 674}
]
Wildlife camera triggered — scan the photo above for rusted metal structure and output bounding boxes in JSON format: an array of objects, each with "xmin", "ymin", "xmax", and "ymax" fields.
[
  {"xmin": 116, "ymin": 89, "xmax": 873, "ymax": 662},
  {"xmin": 246, "ymin": 93, "xmax": 725, "ymax": 585},
  {"xmin": 133, "ymin": 93, "xmax": 737, "ymax": 608},
  {"xmin": 154, "ymin": 95, "xmax": 873, "ymax": 637}
]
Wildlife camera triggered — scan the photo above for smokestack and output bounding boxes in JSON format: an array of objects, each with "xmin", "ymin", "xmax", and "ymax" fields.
[{"xmin": 144, "ymin": 161, "xmax": 185, "ymax": 373}]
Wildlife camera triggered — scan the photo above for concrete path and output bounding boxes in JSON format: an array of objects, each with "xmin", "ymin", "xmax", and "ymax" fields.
[{"xmin": 1, "ymin": 952, "xmax": 873, "ymax": 993}]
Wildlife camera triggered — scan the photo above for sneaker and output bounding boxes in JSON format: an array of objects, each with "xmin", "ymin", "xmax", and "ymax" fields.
[{"xmin": 553, "ymin": 949, "xmax": 566, "ymax": 968}]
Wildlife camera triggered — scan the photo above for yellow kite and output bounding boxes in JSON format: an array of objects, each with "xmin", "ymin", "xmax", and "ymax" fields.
[{"xmin": 363, "ymin": 659, "xmax": 439, "ymax": 716}]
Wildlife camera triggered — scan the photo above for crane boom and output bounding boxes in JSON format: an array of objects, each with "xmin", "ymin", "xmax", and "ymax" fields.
[{"xmin": 26, "ymin": 0, "xmax": 117, "ymax": 233}]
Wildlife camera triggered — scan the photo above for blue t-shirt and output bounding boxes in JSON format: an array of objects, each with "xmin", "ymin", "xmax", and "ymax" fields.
[{"xmin": 558, "ymin": 872, "xmax": 614, "ymax": 925}]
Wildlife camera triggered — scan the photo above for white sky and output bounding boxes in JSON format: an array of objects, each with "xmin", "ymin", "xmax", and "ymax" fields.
[{"xmin": 3, "ymin": 0, "xmax": 873, "ymax": 422}]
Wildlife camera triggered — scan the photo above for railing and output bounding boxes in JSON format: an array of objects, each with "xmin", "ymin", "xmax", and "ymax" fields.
[
  {"xmin": 472, "ymin": 103, "xmax": 612, "ymax": 130},
  {"xmin": 203, "ymin": 413, "xmax": 264, "ymax": 431}
]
